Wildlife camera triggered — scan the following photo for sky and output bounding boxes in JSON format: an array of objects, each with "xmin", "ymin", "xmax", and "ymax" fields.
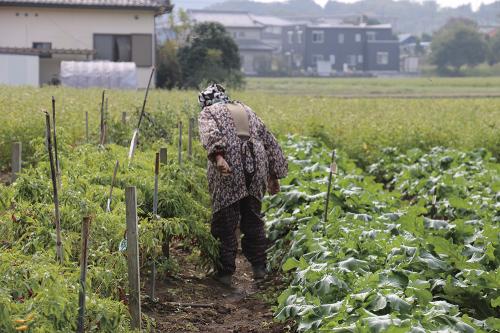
[{"xmin": 256, "ymin": 0, "xmax": 498, "ymax": 11}]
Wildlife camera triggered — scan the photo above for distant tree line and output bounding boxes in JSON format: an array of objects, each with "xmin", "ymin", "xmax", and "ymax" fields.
[
  {"xmin": 431, "ymin": 18, "xmax": 500, "ymax": 75},
  {"xmin": 156, "ymin": 10, "xmax": 243, "ymax": 90}
]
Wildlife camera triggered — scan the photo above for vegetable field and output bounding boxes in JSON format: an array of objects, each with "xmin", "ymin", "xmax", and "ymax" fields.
[{"xmin": 0, "ymin": 84, "xmax": 499, "ymax": 332}]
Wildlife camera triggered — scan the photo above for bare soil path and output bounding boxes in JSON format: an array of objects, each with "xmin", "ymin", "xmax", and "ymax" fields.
[{"xmin": 142, "ymin": 248, "xmax": 292, "ymax": 333}]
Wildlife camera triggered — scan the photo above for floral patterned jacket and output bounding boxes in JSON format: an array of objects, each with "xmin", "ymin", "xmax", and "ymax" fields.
[{"xmin": 198, "ymin": 101, "xmax": 288, "ymax": 213}]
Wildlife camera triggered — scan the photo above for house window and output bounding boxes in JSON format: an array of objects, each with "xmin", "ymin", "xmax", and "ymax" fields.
[
  {"xmin": 312, "ymin": 54, "xmax": 323, "ymax": 65},
  {"xmin": 312, "ymin": 31, "xmax": 324, "ymax": 43},
  {"xmin": 33, "ymin": 42, "xmax": 51, "ymax": 58},
  {"xmin": 358, "ymin": 55, "xmax": 363, "ymax": 63},
  {"xmin": 329, "ymin": 54, "xmax": 336, "ymax": 64},
  {"xmin": 297, "ymin": 30, "xmax": 303, "ymax": 44},
  {"xmin": 355, "ymin": 33, "xmax": 361, "ymax": 42},
  {"xmin": 287, "ymin": 30, "xmax": 294, "ymax": 44},
  {"xmin": 347, "ymin": 55, "xmax": 357, "ymax": 66},
  {"xmin": 377, "ymin": 52, "xmax": 389, "ymax": 65},
  {"xmin": 367, "ymin": 31, "xmax": 376, "ymax": 41},
  {"xmin": 94, "ymin": 34, "xmax": 152, "ymax": 67},
  {"xmin": 238, "ymin": 31, "xmax": 246, "ymax": 38},
  {"xmin": 338, "ymin": 33, "xmax": 344, "ymax": 44}
]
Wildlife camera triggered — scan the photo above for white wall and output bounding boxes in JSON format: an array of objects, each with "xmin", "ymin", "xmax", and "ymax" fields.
[
  {"xmin": 0, "ymin": 6, "xmax": 156, "ymax": 88},
  {"xmin": 0, "ymin": 54, "xmax": 39, "ymax": 86}
]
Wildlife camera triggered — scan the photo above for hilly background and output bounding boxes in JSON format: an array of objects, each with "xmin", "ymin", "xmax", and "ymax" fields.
[{"xmin": 172, "ymin": 0, "xmax": 500, "ymax": 34}]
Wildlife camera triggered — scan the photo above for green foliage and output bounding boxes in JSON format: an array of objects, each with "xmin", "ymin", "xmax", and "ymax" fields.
[
  {"xmin": 178, "ymin": 22, "xmax": 244, "ymax": 89},
  {"xmin": 431, "ymin": 19, "xmax": 488, "ymax": 74},
  {"xmin": 487, "ymin": 32, "xmax": 500, "ymax": 66},
  {"xmin": 267, "ymin": 136, "xmax": 499, "ymax": 332},
  {"xmin": 0, "ymin": 141, "xmax": 217, "ymax": 331},
  {"xmin": 156, "ymin": 40, "xmax": 182, "ymax": 90}
]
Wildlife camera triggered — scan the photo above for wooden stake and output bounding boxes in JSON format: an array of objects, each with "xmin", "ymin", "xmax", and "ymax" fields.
[
  {"xmin": 122, "ymin": 112, "xmax": 127, "ymax": 125},
  {"xmin": 77, "ymin": 216, "xmax": 91, "ymax": 333},
  {"xmin": 52, "ymin": 96, "xmax": 61, "ymax": 185},
  {"xmin": 99, "ymin": 91, "xmax": 105, "ymax": 146},
  {"xmin": 188, "ymin": 118, "xmax": 194, "ymax": 159},
  {"xmin": 323, "ymin": 150, "xmax": 336, "ymax": 226},
  {"xmin": 150, "ymin": 152, "xmax": 160, "ymax": 300},
  {"xmin": 159, "ymin": 147, "xmax": 167, "ymax": 165},
  {"xmin": 85, "ymin": 111, "xmax": 89, "ymax": 143},
  {"xmin": 153, "ymin": 153, "xmax": 160, "ymax": 217},
  {"xmin": 11, "ymin": 142, "xmax": 21, "ymax": 183},
  {"xmin": 106, "ymin": 160, "xmax": 119, "ymax": 212},
  {"xmin": 102, "ymin": 97, "xmax": 108, "ymax": 145},
  {"xmin": 125, "ymin": 187, "xmax": 141, "ymax": 330},
  {"xmin": 45, "ymin": 111, "xmax": 63, "ymax": 263},
  {"xmin": 178, "ymin": 121, "xmax": 182, "ymax": 166}
]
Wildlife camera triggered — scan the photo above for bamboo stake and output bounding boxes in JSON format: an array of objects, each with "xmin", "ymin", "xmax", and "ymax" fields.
[
  {"xmin": 77, "ymin": 216, "xmax": 91, "ymax": 333},
  {"xmin": 149, "ymin": 152, "xmax": 160, "ymax": 300},
  {"xmin": 52, "ymin": 96, "xmax": 61, "ymax": 187},
  {"xmin": 45, "ymin": 111, "xmax": 63, "ymax": 263},
  {"xmin": 11, "ymin": 142, "xmax": 21, "ymax": 183},
  {"xmin": 128, "ymin": 67, "xmax": 155, "ymax": 164},
  {"xmin": 106, "ymin": 160, "xmax": 119, "ymax": 212},
  {"xmin": 323, "ymin": 150, "xmax": 337, "ymax": 226},
  {"xmin": 99, "ymin": 91, "xmax": 105, "ymax": 146},
  {"xmin": 125, "ymin": 186, "xmax": 141, "ymax": 330},
  {"xmin": 178, "ymin": 121, "xmax": 182, "ymax": 166},
  {"xmin": 102, "ymin": 97, "xmax": 108, "ymax": 145}
]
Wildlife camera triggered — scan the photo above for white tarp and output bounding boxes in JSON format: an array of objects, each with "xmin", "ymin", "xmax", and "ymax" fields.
[{"xmin": 60, "ymin": 61, "xmax": 137, "ymax": 89}]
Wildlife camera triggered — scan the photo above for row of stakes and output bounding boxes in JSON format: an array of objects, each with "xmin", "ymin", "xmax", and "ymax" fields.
[{"xmin": 6, "ymin": 93, "xmax": 198, "ymax": 332}]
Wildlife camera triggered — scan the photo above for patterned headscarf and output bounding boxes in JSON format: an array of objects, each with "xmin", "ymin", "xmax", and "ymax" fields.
[{"xmin": 198, "ymin": 83, "xmax": 230, "ymax": 109}]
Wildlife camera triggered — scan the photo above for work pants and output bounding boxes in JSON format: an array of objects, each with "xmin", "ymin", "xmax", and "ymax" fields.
[{"xmin": 211, "ymin": 196, "xmax": 268, "ymax": 275}]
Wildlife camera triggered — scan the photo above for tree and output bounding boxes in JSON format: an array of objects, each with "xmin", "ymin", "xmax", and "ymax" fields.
[
  {"xmin": 156, "ymin": 9, "xmax": 191, "ymax": 89},
  {"xmin": 431, "ymin": 18, "xmax": 487, "ymax": 74},
  {"xmin": 487, "ymin": 32, "xmax": 500, "ymax": 65},
  {"xmin": 178, "ymin": 22, "xmax": 243, "ymax": 89},
  {"xmin": 156, "ymin": 40, "xmax": 181, "ymax": 89}
]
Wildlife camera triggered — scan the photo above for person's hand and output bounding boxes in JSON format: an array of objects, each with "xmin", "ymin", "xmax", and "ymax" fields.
[
  {"xmin": 268, "ymin": 177, "xmax": 280, "ymax": 195},
  {"xmin": 215, "ymin": 155, "xmax": 231, "ymax": 176}
]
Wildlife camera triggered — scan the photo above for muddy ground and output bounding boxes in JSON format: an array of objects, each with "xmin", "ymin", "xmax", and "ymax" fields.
[{"xmin": 142, "ymin": 247, "xmax": 294, "ymax": 333}]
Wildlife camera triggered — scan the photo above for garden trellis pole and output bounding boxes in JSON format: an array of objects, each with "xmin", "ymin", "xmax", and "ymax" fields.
[
  {"xmin": 11, "ymin": 142, "xmax": 21, "ymax": 183},
  {"xmin": 77, "ymin": 216, "xmax": 91, "ymax": 333},
  {"xmin": 323, "ymin": 150, "xmax": 337, "ymax": 226},
  {"xmin": 99, "ymin": 91, "xmax": 105, "ymax": 146},
  {"xmin": 128, "ymin": 67, "xmax": 155, "ymax": 164},
  {"xmin": 125, "ymin": 186, "xmax": 141, "ymax": 330},
  {"xmin": 106, "ymin": 160, "xmax": 119, "ymax": 213},
  {"xmin": 149, "ymin": 152, "xmax": 160, "ymax": 300},
  {"xmin": 52, "ymin": 96, "xmax": 61, "ymax": 187},
  {"xmin": 45, "ymin": 111, "xmax": 64, "ymax": 264}
]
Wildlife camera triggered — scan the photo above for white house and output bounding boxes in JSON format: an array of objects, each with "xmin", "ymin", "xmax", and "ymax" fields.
[{"xmin": 0, "ymin": 0, "xmax": 170, "ymax": 88}]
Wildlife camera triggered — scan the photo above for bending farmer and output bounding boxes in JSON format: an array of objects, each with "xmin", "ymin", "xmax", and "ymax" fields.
[{"xmin": 198, "ymin": 83, "xmax": 288, "ymax": 286}]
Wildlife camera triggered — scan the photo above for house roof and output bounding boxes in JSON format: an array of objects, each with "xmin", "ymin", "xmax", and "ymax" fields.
[
  {"xmin": 250, "ymin": 14, "xmax": 294, "ymax": 27},
  {"xmin": 0, "ymin": 0, "xmax": 169, "ymax": 11},
  {"xmin": 236, "ymin": 39, "xmax": 274, "ymax": 52},
  {"xmin": 188, "ymin": 10, "xmax": 264, "ymax": 29}
]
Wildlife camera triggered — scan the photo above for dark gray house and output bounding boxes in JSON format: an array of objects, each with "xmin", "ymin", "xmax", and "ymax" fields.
[{"xmin": 282, "ymin": 23, "xmax": 400, "ymax": 75}]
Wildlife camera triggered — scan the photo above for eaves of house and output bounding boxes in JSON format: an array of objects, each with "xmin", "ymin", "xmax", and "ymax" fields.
[{"xmin": 0, "ymin": 0, "xmax": 172, "ymax": 13}]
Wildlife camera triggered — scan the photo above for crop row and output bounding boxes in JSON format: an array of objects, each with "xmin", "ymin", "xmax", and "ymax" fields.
[{"xmin": 266, "ymin": 136, "xmax": 499, "ymax": 332}]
